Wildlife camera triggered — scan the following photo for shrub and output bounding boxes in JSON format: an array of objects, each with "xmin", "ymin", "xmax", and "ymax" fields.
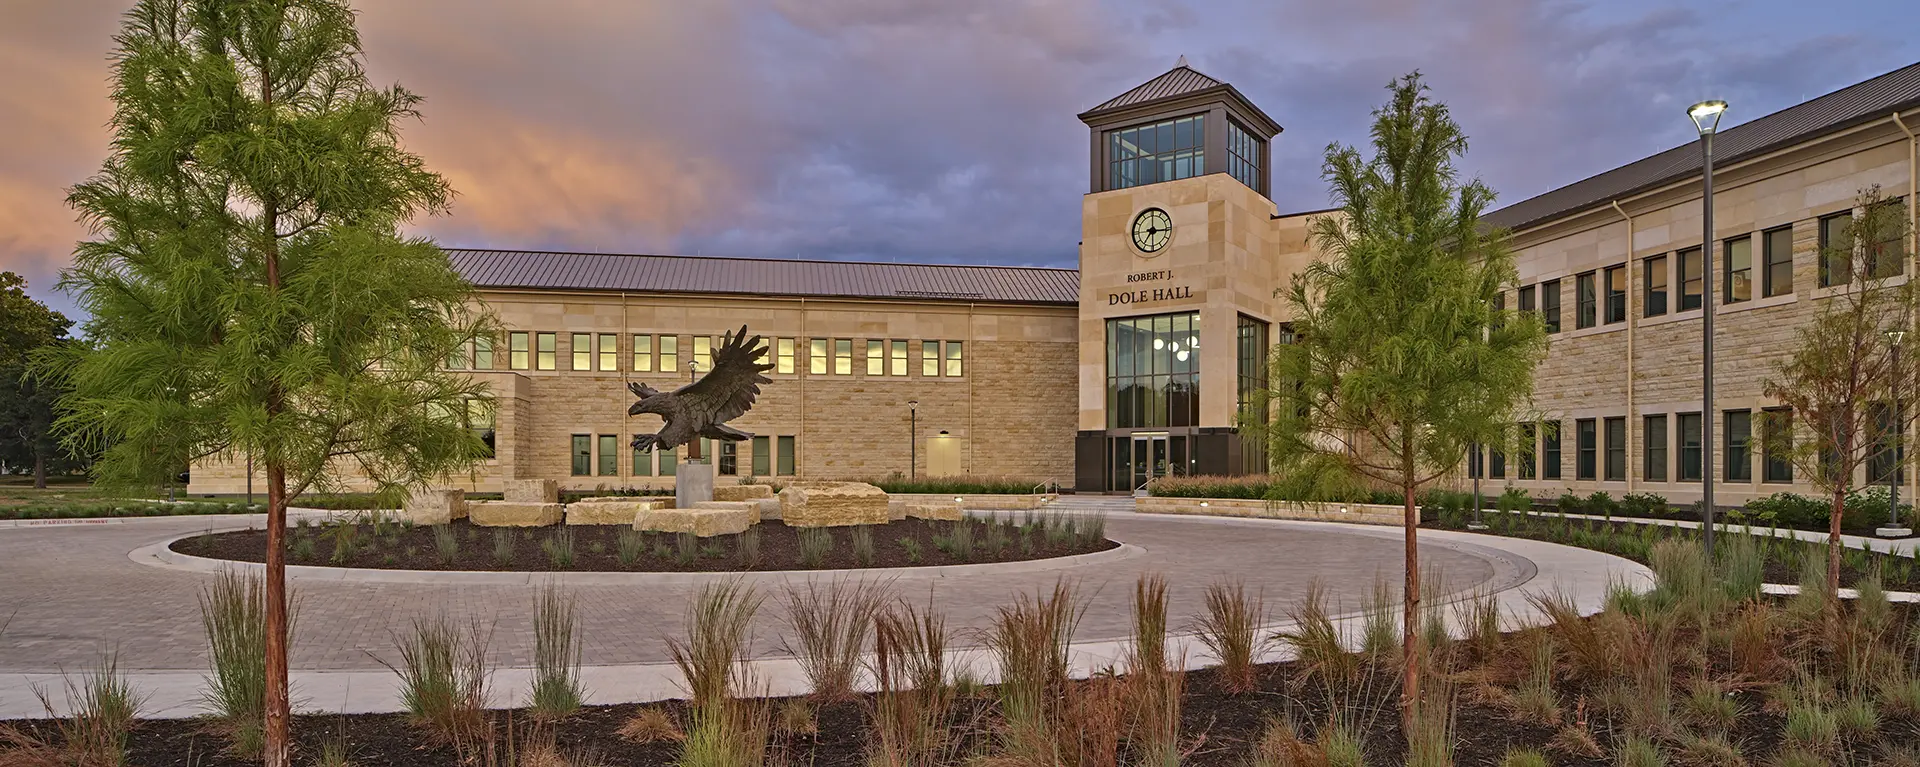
[
  {"xmin": 1276, "ymin": 581, "xmax": 1354, "ymax": 685},
  {"xmin": 948, "ymin": 520, "xmax": 974, "ymax": 562},
  {"xmin": 198, "ymin": 570, "xmax": 269, "ymax": 756},
  {"xmin": 868, "ymin": 474, "xmax": 1038, "ymax": 495},
  {"xmin": 1554, "ymin": 490, "xmax": 1585, "ymax": 515},
  {"xmin": 529, "ymin": 586, "xmax": 583, "ymax": 721},
  {"xmin": 850, "ymin": 525, "xmax": 876, "ymax": 566},
  {"xmin": 779, "ymin": 578, "xmax": 885, "ymax": 702},
  {"xmin": 676, "ymin": 532, "xmax": 699, "ymax": 567},
  {"xmin": 987, "ymin": 580, "xmax": 1082, "ymax": 762},
  {"xmin": 491, "ymin": 528, "xmax": 516, "ymax": 565},
  {"xmin": 616, "ymin": 528, "xmax": 645, "ymax": 567},
  {"xmin": 385, "ymin": 616, "xmax": 491, "ymax": 744},
  {"xmin": 1495, "ymin": 487, "xmax": 1534, "ymax": 513},
  {"xmin": 870, "ymin": 598, "xmax": 953, "ymax": 767},
  {"xmin": 736, "ymin": 527, "xmax": 761, "ymax": 569},
  {"xmin": 670, "ymin": 578, "xmax": 763, "ymax": 714},
  {"xmin": 1619, "ymin": 492, "xmax": 1671, "ymax": 519},
  {"xmin": 798, "ymin": 528, "xmax": 833, "ymax": 567},
  {"xmin": 1192, "ymin": 579, "xmax": 1266, "ymax": 693},
  {"xmin": 32, "ymin": 650, "xmax": 143, "ymax": 767},
  {"xmin": 898, "ymin": 537, "xmax": 922, "ymax": 564},
  {"xmin": 432, "ymin": 525, "xmax": 459, "ymax": 565},
  {"xmin": 540, "ymin": 528, "xmax": 575, "ymax": 570},
  {"xmin": 1586, "ymin": 491, "xmax": 1617, "ymax": 519}
]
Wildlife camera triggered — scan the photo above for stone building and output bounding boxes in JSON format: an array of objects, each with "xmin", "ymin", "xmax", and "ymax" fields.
[{"xmin": 187, "ymin": 58, "xmax": 1920, "ymax": 502}]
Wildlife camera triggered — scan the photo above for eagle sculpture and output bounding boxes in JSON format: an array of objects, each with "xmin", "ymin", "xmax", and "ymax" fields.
[{"xmin": 628, "ymin": 325, "xmax": 774, "ymax": 455}]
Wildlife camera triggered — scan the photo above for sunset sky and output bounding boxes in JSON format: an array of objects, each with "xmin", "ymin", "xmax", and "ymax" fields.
[{"xmin": 4, "ymin": 0, "xmax": 1918, "ymax": 322}]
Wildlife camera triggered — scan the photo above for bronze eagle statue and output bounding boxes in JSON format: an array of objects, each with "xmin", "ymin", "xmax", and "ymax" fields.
[{"xmin": 628, "ymin": 325, "xmax": 774, "ymax": 454}]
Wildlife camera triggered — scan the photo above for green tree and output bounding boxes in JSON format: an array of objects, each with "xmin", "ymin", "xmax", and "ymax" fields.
[
  {"xmin": 51, "ymin": 2, "xmax": 492, "ymax": 763},
  {"xmin": 0, "ymin": 271, "xmax": 78, "ymax": 488},
  {"xmin": 1264, "ymin": 73, "xmax": 1546, "ymax": 719},
  {"xmin": 1761, "ymin": 186, "xmax": 1917, "ymax": 604}
]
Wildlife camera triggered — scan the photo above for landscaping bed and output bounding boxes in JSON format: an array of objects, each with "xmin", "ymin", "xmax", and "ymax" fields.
[
  {"xmin": 169, "ymin": 514, "xmax": 1116, "ymax": 572},
  {"xmin": 0, "ymin": 499, "xmax": 257, "ymax": 520}
]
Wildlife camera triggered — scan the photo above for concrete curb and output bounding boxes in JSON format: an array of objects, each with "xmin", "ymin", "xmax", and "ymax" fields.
[{"xmin": 0, "ymin": 507, "xmax": 348, "ymax": 530}]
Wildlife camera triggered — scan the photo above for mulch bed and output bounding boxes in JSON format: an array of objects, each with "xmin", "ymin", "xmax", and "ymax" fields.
[{"xmin": 170, "ymin": 517, "xmax": 1116, "ymax": 573}]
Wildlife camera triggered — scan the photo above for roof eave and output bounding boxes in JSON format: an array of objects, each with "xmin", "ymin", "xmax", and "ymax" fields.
[{"xmin": 1077, "ymin": 83, "xmax": 1283, "ymax": 136}]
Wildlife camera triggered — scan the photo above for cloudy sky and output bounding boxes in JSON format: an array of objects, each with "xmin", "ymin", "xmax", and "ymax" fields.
[{"xmin": 3, "ymin": 0, "xmax": 1917, "ymax": 322}]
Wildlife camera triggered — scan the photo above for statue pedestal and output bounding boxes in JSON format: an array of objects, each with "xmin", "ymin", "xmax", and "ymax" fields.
[{"xmin": 677, "ymin": 460, "xmax": 715, "ymax": 509}]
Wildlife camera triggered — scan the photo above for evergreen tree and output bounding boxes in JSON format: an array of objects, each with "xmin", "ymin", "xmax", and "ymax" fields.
[
  {"xmin": 0, "ymin": 271, "xmax": 78, "ymax": 487},
  {"xmin": 1265, "ymin": 73, "xmax": 1546, "ymax": 720},
  {"xmin": 53, "ymin": 2, "xmax": 491, "ymax": 763}
]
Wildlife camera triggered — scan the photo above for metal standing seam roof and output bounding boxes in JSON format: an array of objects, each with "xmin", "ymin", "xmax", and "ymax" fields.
[
  {"xmin": 1082, "ymin": 64, "xmax": 1226, "ymax": 116},
  {"xmin": 1485, "ymin": 61, "xmax": 1920, "ymax": 232},
  {"xmin": 445, "ymin": 249, "xmax": 1082, "ymax": 305}
]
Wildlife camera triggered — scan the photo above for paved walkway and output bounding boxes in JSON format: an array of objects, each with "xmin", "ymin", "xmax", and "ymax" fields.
[{"xmin": 0, "ymin": 498, "xmax": 1647, "ymax": 718}]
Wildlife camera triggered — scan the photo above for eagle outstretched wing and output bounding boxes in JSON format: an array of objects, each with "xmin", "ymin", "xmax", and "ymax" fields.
[{"xmin": 674, "ymin": 325, "xmax": 773, "ymax": 434}]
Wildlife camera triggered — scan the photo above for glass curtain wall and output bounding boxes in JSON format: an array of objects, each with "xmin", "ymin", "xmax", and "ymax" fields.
[
  {"xmin": 1236, "ymin": 314, "xmax": 1269, "ymax": 474},
  {"xmin": 1106, "ymin": 312, "xmax": 1201, "ymax": 429},
  {"xmin": 1106, "ymin": 115, "xmax": 1205, "ymax": 191}
]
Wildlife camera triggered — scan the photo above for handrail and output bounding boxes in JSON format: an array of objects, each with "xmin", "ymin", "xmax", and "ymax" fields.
[
  {"xmin": 1134, "ymin": 478, "xmax": 1152, "ymax": 497},
  {"xmin": 1031, "ymin": 478, "xmax": 1060, "ymax": 495}
]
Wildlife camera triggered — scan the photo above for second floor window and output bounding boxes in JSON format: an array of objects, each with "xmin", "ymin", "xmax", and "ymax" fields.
[
  {"xmin": 1644, "ymin": 255, "xmax": 1668, "ymax": 317},
  {"xmin": 867, "ymin": 340, "xmax": 885, "ymax": 376},
  {"xmin": 922, "ymin": 341, "xmax": 940, "ymax": 376},
  {"xmin": 1519, "ymin": 285, "xmax": 1535, "ymax": 314},
  {"xmin": 1820, "ymin": 212, "xmax": 1852, "ymax": 287},
  {"xmin": 810, "ymin": 339, "xmax": 828, "ymax": 375},
  {"xmin": 834, "ymin": 339, "xmax": 852, "ymax": 375},
  {"xmin": 633, "ymin": 334, "xmax": 653, "ymax": 372},
  {"xmin": 570, "ymin": 333, "xmax": 590, "ymax": 371},
  {"xmin": 509, "ymin": 331, "xmax": 529, "ymax": 370},
  {"xmin": 1604, "ymin": 265, "xmax": 1626, "ymax": 324},
  {"xmin": 1575, "ymin": 272, "xmax": 1597, "ymax": 329},
  {"xmin": 890, "ymin": 340, "xmax": 908, "ymax": 376},
  {"xmin": 776, "ymin": 338, "xmax": 795, "ymax": 374},
  {"xmin": 1680, "ymin": 248, "xmax": 1703, "ymax": 310},
  {"xmin": 1725, "ymin": 235, "xmax": 1752, "ymax": 304},
  {"xmin": 659, "ymin": 336, "xmax": 678, "ymax": 372},
  {"xmin": 598, "ymin": 334, "xmax": 617, "ymax": 371},
  {"xmin": 1763, "ymin": 225, "xmax": 1794, "ymax": 298},
  {"xmin": 536, "ymin": 332, "xmax": 556, "ymax": 371},
  {"xmin": 1541, "ymin": 280, "xmax": 1561, "ymax": 332}
]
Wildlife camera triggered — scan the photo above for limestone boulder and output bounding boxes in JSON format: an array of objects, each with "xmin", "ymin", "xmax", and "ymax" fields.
[
  {"xmin": 634, "ymin": 507, "xmax": 753, "ymax": 537},
  {"xmin": 565, "ymin": 498, "xmax": 671, "ymax": 526},
  {"xmin": 779, "ymin": 482, "xmax": 889, "ymax": 527},
  {"xmin": 575, "ymin": 495, "xmax": 673, "ymax": 508},
  {"xmin": 712, "ymin": 484, "xmax": 774, "ymax": 502},
  {"xmin": 469, "ymin": 501, "xmax": 563, "ymax": 527},
  {"xmin": 755, "ymin": 497, "xmax": 782, "ymax": 521},
  {"xmin": 504, "ymin": 479, "xmax": 559, "ymax": 504},
  {"xmin": 403, "ymin": 488, "xmax": 466, "ymax": 526},
  {"xmin": 905, "ymin": 503, "xmax": 962, "ymax": 521},
  {"xmin": 692, "ymin": 500, "xmax": 760, "ymax": 524},
  {"xmin": 886, "ymin": 499, "xmax": 908, "ymax": 521}
]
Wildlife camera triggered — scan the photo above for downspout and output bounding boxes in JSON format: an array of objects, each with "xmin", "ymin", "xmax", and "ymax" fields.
[
  {"xmin": 799, "ymin": 296, "xmax": 807, "ymax": 480},
  {"xmin": 1612, "ymin": 200, "xmax": 1635, "ymax": 494},
  {"xmin": 1894, "ymin": 112, "xmax": 1917, "ymax": 510}
]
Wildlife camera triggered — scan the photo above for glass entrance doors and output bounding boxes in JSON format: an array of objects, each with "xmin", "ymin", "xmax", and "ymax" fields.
[
  {"xmin": 1109, "ymin": 432, "xmax": 1189, "ymax": 492},
  {"xmin": 1131, "ymin": 432, "xmax": 1168, "ymax": 490}
]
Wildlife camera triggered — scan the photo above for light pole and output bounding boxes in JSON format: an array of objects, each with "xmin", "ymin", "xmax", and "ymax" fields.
[
  {"xmin": 908, "ymin": 400, "xmax": 919, "ymax": 479},
  {"xmin": 1690, "ymin": 98, "xmax": 1727, "ymax": 557},
  {"xmin": 1470, "ymin": 443, "xmax": 1486, "ymax": 530},
  {"xmin": 1888, "ymin": 329, "xmax": 1908, "ymax": 536}
]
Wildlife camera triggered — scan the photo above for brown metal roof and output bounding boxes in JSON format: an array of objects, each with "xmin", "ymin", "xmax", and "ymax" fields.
[
  {"xmin": 1083, "ymin": 65, "xmax": 1226, "ymax": 116},
  {"xmin": 1486, "ymin": 61, "xmax": 1920, "ymax": 232},
  {"xmin": 447, "ymin": 249, "xmax": 1080, "ymax": 305}
]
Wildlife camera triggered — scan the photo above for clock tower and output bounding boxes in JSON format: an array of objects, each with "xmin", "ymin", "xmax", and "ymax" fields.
[{"xmin": 1072, "ymin": 58, "xmax": 1317, "ymax": 493}]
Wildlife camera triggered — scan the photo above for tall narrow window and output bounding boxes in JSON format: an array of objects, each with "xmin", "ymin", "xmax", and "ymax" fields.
[
  {"xmin": 597, "ymin": 434, "xmax": 617, "ymax": 476},
  {"xmin": 1679, "ymin": 248, "xmax": 1703, "ymax": 310},
  {"xmin": 1725, "ymin": 236, "xmax": 1752, "ymax": 304},
  {"xmin": 598, "ymin": 334, "xmax": 617, "ymax": 371},
  {"xmin": 777, "ymin": 435, "xmax": 796, "ymax": 476},
  {"xmin": 536, "ymin": 332, "xmax": 557, "ymax": 371},
  {"xmin": 1517, "ymin": 423, "xmax": 1537, "ymax": 479},
  {"xmin": 632, "ymin": 439, "xmax": 654, "ymax": 476},
  {"xmin": 633, "ymin": 334, "xmax": 653, "ymax": 372},
  {"xmin": 1725, "ymin": 409, "xmax": 1752, "ymax": 482},
  {"xmin": 867, "ymin": 340, "xmax": 885, "ymax": 375},
  {"xmin": 510, "ymin": 332, "xmax": 530, "ymax": 370},
  {"xmin": 1820, "ymin": 212, "xmax": 1853, "ymax": 287},
  {"xmin": 693, "ymin": 336, "xmax": 713, "ymax": 372},
  {"xmin": 570, "ymin": 434, "xmax": 590, "ymax": 476},
  {"xmin": 1489, "ymin": 435, "xmax": 1506, "ymax": 479},
  {"xmin": 1575, "ymin": 272, "xmax": 1597, "ymax": 329},
  {"xmin": 776, "ymin": 338, "xmax": 795, "ymax": 374},
  {"xmin": 1644, "ymin": 414, "xmax": 1667, "ymax": 482},
  {"xmin": 659, "ymin": 445, "xmax": 677, "ymax": 477},
  {"xmin": 890, "ymin": 340, "xmax": 908, "ymax": 376},
  {"xmin": 945, "ymin": 341, "xmax": 964, "ymax": 376},
  {"xmin": 1576, "ymin": 418, "xmax": 1597, "ymax": 480},
  {"xmin": 1519, "ymin": 285, "xmax": 1536, "ymax": 314},
  {"xmin": 922, "ymin": 340, "xmax": 940, "ymax": 376},
  {"xmin": 810, "ymin": 339, "xmax": 828, "ymax": 375},
  {"xmin": 473, "ymin": 335, "xmax": 493, "ymax": 370},
  {"xmin": 1644, "ymin": 255, "xmax": 1668, "ymax": 317},
  {"xmin": 751, "ymin": 436, "xmax": 771, "ymax": 476},
  {"xmin": 1543, "ymin": 420, "xmax": 1563, "ymax": 479},
  {"xmin": 1869, "ymin": 402, "xmax": 1904, "ymax": 483},
  {"xmin": 446, "ymin": 340, "xmax": 468, "ymax": 369},
  {"xmin": 1541, "ymin": 279, "xmax": 1561, "ymax": 333},
  {"xmin": 659, "ymin": 336, "xmax": 678, "ymax": 373},
  {"xmin": 464, "ymin": 398, "xmax": 495, "ymax": 458},
  {"xmin": 1604, "ymin": 265, "xmax": 1626, "ymax": 324},
  {"xmin": 1869, "ymin": 198, "xmax": 1907, "ymax": 279},
  {"xmin": 718, "ymin": 441, "xmax": 737, "ymax": 476},
  {"xmin": 1604, "ymin": 416, "xmax": 1626, "ymax": 481},
  {"xmin": 1678, "ymin": 412, "xmax": 1703, "ymax": 481},
  {"xmin": 1762, "ymin": 407, "xmax": 1793, "ymax": 483},
  {"xmin": 570, "ymin": 333, "xmax": 590, "ymax": 371},
  {"xmin": 834, "ymin": 339, "xmax": 852, "ymax": 375},
  {"xmin": 1763, "ymin": 225, "xmax": 1795, "ymax": 298}
]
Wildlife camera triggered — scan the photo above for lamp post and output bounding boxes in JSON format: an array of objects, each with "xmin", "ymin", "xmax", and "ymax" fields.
[
  {"xmin": 908, "ymin": 400, "xmax": 919, "ymax": 479},
  {"xmin": 1469, "ymin": 443, "xmax": 1486, "ymax": 530},
  {"xmin": 1690, "ymin": 98, "xmax": 1727, "ymax": 557},
  {"xmin": 1888, "ymin": 329, "xmax": 1908, "ymax": 536}
]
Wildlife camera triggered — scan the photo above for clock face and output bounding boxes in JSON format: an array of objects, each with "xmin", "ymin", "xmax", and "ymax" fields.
[{"xmin": 1132, "ymin": 208, "xmax": 1172, "ymax": 254}]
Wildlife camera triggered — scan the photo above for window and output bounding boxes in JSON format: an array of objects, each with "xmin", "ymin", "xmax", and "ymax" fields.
[
  {"xmin": 1576, "ymin": 418, "xmax": 1597, "ymax": 480},
  {"xmin": 1604, "ymin": 265, "xmax": 1626, "ymax": 324},
  {"xmin": 1575, "ymin": 272, "xmax": 1597, "ymax": 329},
  {"xmin": 1517, "ymin": 423, "xmax": 1537, "ymax": 479},
  {"xmin": 1725, "ymin": 409, "xmax": 1751, "ymax": 482},
  {"xmin": 632, "ymin": 438, "xmax": 653, "ymax": 476},
  {"xmin": 446, "ymin": 339, "xmax": 468, "ymax": 369},
  {"xmin": 536, "ymin": 332, "xmax": 557, "ymax": 370},
  {"xmin": 1237, "ymin": 315, "xmax": 1271, "ymax": 428},
  {"xmin": 1519, "ymin": 285, "xmax": 1536, "ymax": 314},
  {"xmin": 1678, "ymin": 412, "xmax": 1702, "ymax": 481},
  {"xmin": 1820, "ymin": 212, "xmax": 1853, "ymax": 287},
  {"xmin": 718, "ymin": 441, "xmax": 737, "ymax": 476},
  {"xmin": 1490, "ymin": 436, "xmax": 1506, "ymax": 479},
  {"xmin": 1543, "ymin": 420, "xmax": 1562, "ymax": 479},
  {"xmin": 1541, "ymin": 279, "xmax": 1561, "ymax": 333},
  {"xmin": 693, "ymin": 336, "xmax": 712, "ymax": 372},
  {"xmin": 1679, "ymin": 248, "xmax": 1702, "ymax": 310},
  {"xmin": 1644, "ymin": 414, "xmax": 1667, "ymax": 482},
  {"xmin": 1763, "ymin": 225, "xmax": 1794, "ymax": 298},
  {"xmin": 1106, "ymin": 312, "xmax": 1201, "ymax": 428},
  {"xmin": 834, "ymin": 339, "xmax": 852, "ymax": 375},
  {"xmin": 751, "ymin": 436, "xmax": 771, "ymax": 476},
  {"xmin": 659, "ymin": 445, "xmax": 677, "ymax": 477},
  {"xmin": 922, "ymin": 341, "xmax": 940, "ymax": 376},
  {"xmin": 598, "ymin": 334, "xmax": 617, "ymax": 371},
  {"xmin": 571, "ymin": 333, "xmax": 590, "ymax": 371},
  {"xmin": 776, "ymin": 338, "xmax": 795, "ymax": 374},
  {"xmin": 570, "ymin": 434, "xmax": 590, "ymax": 476},
  {"xmin": 1870, "ymin": 402, "xmax": 1904, "ymax": 483},
  {"xmin": 867, "ymin": 340, "xmax": 884, "ymax": 376},
  {"xmin": 597, "ymin": 434, "xmax": 617, "ymax": 476},
  {"xmin": 1762, "ymin": 407, "xmax": 1793, "ymax": 483},
  {"xmin": 1724, "ymin": 236, "xmax": 1752, "ymax": 304},
  {"xmin": 890, "ymin": 340, "xmax": 908, "ymax": 376},
  {"xmin": 945, "ymin": 341, "xmax": 964, "ymax": 377},
  {"xmin": 1604, "ymin": 417, "xmax": 1626, "ymax": 481},
  {"xmin": 1644, "ymin": 256, "xmax": 1668, "ymax": 317},
  {"xmin": 659, "ymin": 335, "xmax": 678, "ymax": 373},
  {"xmin": 474, "ymin": 335, "xmax": 493, "ymax": 370},
  {"xmin": 464, "ymin": 398, "xmax": 495, "ymax": 458},
  {"xmin": 1106, "ymin": 114, "xmax": 1205, "ymax": 191},
  {"xmin": 777, "ymin": 435, "xmax": 796, "ymax": 476},
  {"xmin": 1867, "ymin": 198, "xmax": 1908, "ymax": 279},
  {"xmin": 1227, "ymin": 118, "xmax": 1263, "ymax": 193},
  {"xmin": 633, "ymin": 334, "xmax": 653, "ymax": 372},
  {"xmin": 510, "ymin": 331, "xmax": 530, "ymax": 370},
  {"xmin": 810, "ymin": 339, "xmax": 828, "ymax": 375}
]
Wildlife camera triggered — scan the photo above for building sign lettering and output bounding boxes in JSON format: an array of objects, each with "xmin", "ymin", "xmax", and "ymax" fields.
[
  {"xmin": 1107, "ymin": 285, "xmax": 1194, "ymax": 305},
  {"xmin": 1125, "ymin": 269, "xmax": 1173, "ymax": 283}
]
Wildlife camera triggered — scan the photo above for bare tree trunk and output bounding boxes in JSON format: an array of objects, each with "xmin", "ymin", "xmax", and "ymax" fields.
[
  {"xmin": 264, "ymin": 462, "xmax": 291, "ymax": 767},
  {"xmin": 32, "ymin": 454, "xmax": 45, "ymax": 489},
  {"xmin": 1828, "ymin": 487, "xmax": 1846, "ymax": 616},
  {"xmin": 1400, "ymin": 467, "xmax": 1421, "ymax": 728}
]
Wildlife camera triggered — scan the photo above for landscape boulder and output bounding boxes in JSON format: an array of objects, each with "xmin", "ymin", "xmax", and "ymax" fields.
[
  {"xmin": 402, "ymin": 488, "xmax": 466, "ymax": 525},
  {"xmin": 712, "ymin": 484, "xmax": 774, "ymax": 502},
  {"xmin": 504, "ymin": 478, "xmax": 559, "ymax": 504},
  {"xmin": 692, "ymin": 500, "xmax": 761, "ymax": 524},
  {"xmin": 469, "ymin": 501, "xmax": 563, "ymax": 527},
  {"xmin": 905, "ymin": 503, "xmax": 962, "ymax": 521},
  {"xmin": 634, "ymin": 507, "xmax": 753, "ymax": 537},
  {"xmin": 779, "ymin": 482, "xmax": 889, "ymax": 527},
  {"xmin": 565, "ymin": 498, "xmax": 671, "ymax": 526}
]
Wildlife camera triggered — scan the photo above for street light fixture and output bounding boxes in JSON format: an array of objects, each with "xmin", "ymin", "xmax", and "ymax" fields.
[
  {"xmin": 907, "ymin": 400, "xmax": 920, "ymax": 479},
  {"xmin": 1886, "ymin": 329, "xmax": 1910, "ymax": 536},
  {"xmin": 1690, "ymin": 98, "xmax": 1727, "ymax": 557}
]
